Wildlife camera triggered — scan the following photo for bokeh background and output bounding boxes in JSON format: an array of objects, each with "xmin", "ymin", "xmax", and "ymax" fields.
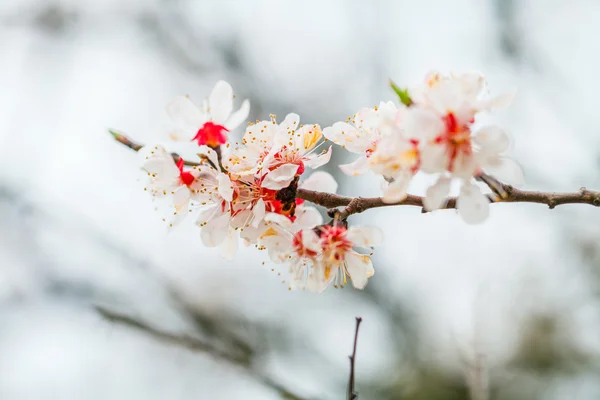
[{"xmin": 2, "ymin": 0, "xmax": 600, "ymax": 399}]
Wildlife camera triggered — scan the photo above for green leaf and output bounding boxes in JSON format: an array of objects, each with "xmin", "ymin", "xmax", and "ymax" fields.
[{"xmin": 389, "ymin": 79, "xmax": 412, "ymax": 106}]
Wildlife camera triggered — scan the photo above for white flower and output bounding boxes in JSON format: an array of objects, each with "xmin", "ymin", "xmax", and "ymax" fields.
[
  {"xmin": 259, "ymin": 221, "xmax": 383, "ymax": 292},
  {"xmin": 368, "ymin": 132, "xmax": 420, "ymax": 203},
  {"xmin": 323, "ymin": 101, "xmax": 403, "ymax": 176},
  {"xmin": 166, "ymin": 80, "xmax": 250, "ymax": 147},
  {"xmin": 402, "ymin": 72, "xmax": 523, "ymax": 223},
  {"xmin": 405, "ymin": 72, "xmax": 518, "ymax": 179},
  {"xmin": 141, "ymin": 144, "xmax": 207, "ymax": 227},
  {"xmin": 226, "ymin": 113, "xmax": 332, "ymax": 189}
]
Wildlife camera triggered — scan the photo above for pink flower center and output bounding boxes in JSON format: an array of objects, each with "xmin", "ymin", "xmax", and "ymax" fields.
[
  {"xmin": 270, "ymin": 147, "xmax": 305, "ymax": 175},
  {"xmin": 292, "ymin": 231, "xmax": 318, "ymax": 258},
  {"xmin": 176, "ymin": 158, "xmax": 195, "ymax": 186},
  {"xmin": 319, "ymin": 225, "xmax": 352, "ymax": 262},
  {"xmin": 193, "ymin": 121, "xmax": 229, "ymax": 147},
  {"xmin": 434, "ymin": 112, "xmax": 473, "ymax": 172}
]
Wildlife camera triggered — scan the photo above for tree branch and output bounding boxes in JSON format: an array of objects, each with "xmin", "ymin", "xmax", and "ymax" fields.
[
  {"xmin": 109, "ymin": 130, "xmax": 600, "ymax": 218},
  {"xmin": 347, "ymin": 317, "xmax": 363, "ymax": 400},
  {"xmin": 95, "ymin": 306, "xmax": 308, "ymax": 400}
]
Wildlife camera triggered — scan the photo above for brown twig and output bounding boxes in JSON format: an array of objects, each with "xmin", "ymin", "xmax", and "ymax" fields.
[
  {"xmin": 109, "ymin": 130, "xmax": 201, "ymax": 167},
  {"xmin": 298, "ymin": 184, "xmax": 600, "ymax": 219},
  {"xmin": 95, "ymin": 306, "xmax": 308, "ymax": 400},
  {"xmin": 110, "ymin": 130, "xmax": 600, "ymax": 218},
  {"xmin": 347, "ymin": 317, "xmax": 363, "ymax": 400}
]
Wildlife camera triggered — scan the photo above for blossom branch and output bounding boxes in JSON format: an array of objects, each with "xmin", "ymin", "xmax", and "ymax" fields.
[
  {"xmin": 109, "ymin": 130, "xmax": 202, "ymax": 167},
  {"xmin": 109, "ymin": 130, "xmax": 600, "ymax": 219},
  {"xmin": 299, "ymin": 185, "xmax": 600, "ymax": 219},
  {"xmin": 95, "ymin": 306, "xmax": 308, "ymax": 400},
  {"xmin": 347, "ymin": 317, "xmax": 363, "ymax": 400}
]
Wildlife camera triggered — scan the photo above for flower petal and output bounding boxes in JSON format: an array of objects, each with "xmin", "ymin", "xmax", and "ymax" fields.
[
  {"xmin": 217, "ymin": 173, "xmax": 234, "ymax": 201},
  {"xmin": 345, "ymin": 251, "xmax": 374, "ymax": 290},
  {"xmin": 423, "ymin": 176, "xmax": 451, "ymax": 211},
  {"xmin": 252, "ymin": 198, "xmax": 266, "ymax": 228},
  {"xmin": 261, "ymin": 164, "xmax": 300, "ymax": 190},
  {"xmin": 280, "ymin": 113, "xmax": 300, "ymax": 133},
  {"xmin": 197, "ymin": 145, "xmax": 220, "ymax": 169},
  {"xmin": 403, "ymin": 108, "xmax": 444, "ymax": 141},
  {"xmin": 264, "ymin": 212, "xmax": 294, "ymax": 231},
  {"xmin": 420, "ymin": 144, "xmax": 449, "ymax": 173},
  {"xmin": 484, "ymin": 157, "xmax": 525, "ymax": 187},
  {"xmin": 294, "ymin": 206, "xmax": 323, "ymax": 230},
  {"xmin": 196, "ymin": 205, "xmax": 219, "ymax": 226},
  {"xmin": 300, "ymin": 171, "xmax": 338, "ymax": 194},
  {"xmin": 225, "ymin": 99, "xmax": 250, "ymax": 130},
  {"xmin": 322, "ymin": 122, "xmax": 371, "ymax": 154},
  {"xmin": 209, "ymin": 80, "xmax": 234, "ymax": 124},
  {"xmin": 457, "ymin": 183, "xmax": 490, "ymax": 224},
  {"xmin": 173, "ymin": 186, "xmax": 191, "ymax": 208},
  {"xmin": 479, "ymin": 88, "xmax": 517, "ymax": 110},
  {"xmin": 304, "ymin": 145, "xmax": 332, "ymax": 169},
  {"xmin": 166, "ymin": 96, "xmax": 206, "ymax": 130},
  {"xmin": 200, "ymin": 212, "xmax": 231, "ymax": 247},
  {"xmin": 381, "ymin": 175, "xmax": 411, "ymax": 203},
  {"xmin": 347, "ymin": 226, "xmax": 383, "ymax": 248},
  {"xmin": 474, "ymin": 125, "xmax": 509, "ymax": 154},
  {"xmin": 339, "ymin": 156, "xmax": 369, "ymax": 177},
  {"xmin": 219, "ymin": 228, "xmax": 238, "ymax": 260}
]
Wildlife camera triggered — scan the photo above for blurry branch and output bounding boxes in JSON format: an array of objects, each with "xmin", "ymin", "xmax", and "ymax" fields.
[
  {"xmin": 109, "ymin": 130, "xmax": 600, "ymax": 218},
  {"xmin": 95, "ymin": 306, "xmax": 309, "ymax": 400},
  {"xmin": 347, "ymin": 317, "xmax": 363, "ymax": 400}
]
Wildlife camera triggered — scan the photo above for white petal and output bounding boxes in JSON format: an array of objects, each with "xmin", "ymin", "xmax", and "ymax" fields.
[
  {"xmin": 294, "ymin": 206, "xmax": 323, "ymax": 230},
  {"xmin": 264, "ymin": 213, "xmax": 293, "ymax": 230},
  {"xmin": 403, "ymin": 108, "xmax": 444, "ymax": 141},
  {"xmin": 230, "ymin": 209, "xmax": 252, "ymax": 229},
  {"xmin": 173, "ymin": 186, "xmax": 191, "ymax": 207},
  {"xmin": 209, "ymin": 80, "xmax": 234, "ymax": 124},
  {"xmin": 300, "ymin": 171, "xmax": 338, "ymax": 193},
  {"xmin": 301, "ymin": 229, "xmax": 322, "ymax": 254},
  {"xmin": 280, "ymin": 113, "xmax": 300, "ymax": 133},
  {"xmin": 339, "ymin": 156, "xmax": 369, "ymax": 176},
  {"xmin": 347, "ymin": 226, "xmax": 383, "ymax": 248},
  {"xmin": 381, "ymin": 176, "xmax": 410, "ymax": 203},
  {"xmin": 169, "ymin": 205, "xmax": 188, "ymax": 229},
  {"xmin": 219, "ymin": 228, "xmax": 238, "ymax": 260},
  {"xmin": 420, "ymin": 144, "xmax": 448, "ymax": 173},
  {"xmin": 197, "ymin": 145, "xmax": 220, "ymax": 169},
  {"xmin": 322, "ymin": 122, "xmax": 371, "ymax": 154},
  {"xmin": 484, "ymin": 88, "xmax": 517, "ymax": 110},
  {"xmin": 166, "ymin": 96, "xmax": 206, "ymax": 130},
  {"xmin": 200, "ymin": 212, "xmax": 231, "ymax": 247},
  {"xmin": 484, "ymin": 157, "xmax": 525, "ymax": 187},
  {"xmin": 423, "ymin": 176, "xmax": 451, "ymax": 211},
  {"xmin": 304, "ymin": 145, "xmax": 332, "ymax": 169},
  {"xmin": 474, "ymin": 125, "xmax": 509, "ymax": 154},
  {"xmin": 261, "ymin": 164, "xmax": 300, "ymax": 190},
  {"xmin": 144, "ymin": 158, "xmax": 175, "ymax": 176},
  {"xmin": 225, "ymin": 99, "xmax": 250, "ymax": 130},
  {"xmin": 457, "ymin": 183, "xmax": 490, "ymax": 224},
  {"xmin": 216, "ymin": 173, "xmax": 234, "ymax": 201},
  {"xmin": 196, "ymin": 205, "xmax": 219, "ymax": 226},
  {"xmin": 345, "ymin": 252, "xmax": 373, "ymax": 290},
  {"xmin": 252, "ymin": 198, "xmax": 266, "ymax": 228}
]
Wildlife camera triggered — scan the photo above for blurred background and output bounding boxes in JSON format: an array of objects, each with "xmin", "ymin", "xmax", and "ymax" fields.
[{"xmin": 1, "ymin": 0, "xmax": 600, "ymax": 399}]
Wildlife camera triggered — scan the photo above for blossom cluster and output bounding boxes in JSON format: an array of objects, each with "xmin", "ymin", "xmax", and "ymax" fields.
[{"xmin": 138, "ymin": 73, "xmax": 522, "ymax": 291}]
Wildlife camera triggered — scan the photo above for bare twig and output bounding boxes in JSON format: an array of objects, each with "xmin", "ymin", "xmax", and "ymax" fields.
[
  {"xmin": 96, "ymin": 306, "xmax": 308, "ymax": 400},
  {"xmin": 347, "ymin": 317, "xmax": 363, "ymax": 400},
  {"xmin": 110, "ymin": 131, "xmax": 600, "ymax": 218}
]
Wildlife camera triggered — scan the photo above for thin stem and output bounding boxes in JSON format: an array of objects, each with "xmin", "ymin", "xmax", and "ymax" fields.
[
  {"xmin": 347, "ymin": 317, "xmax": 363, "ymax": 400},
  {"xmin": 96, "ymin": 306, "xmax": 308, "ymax": 400}
]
